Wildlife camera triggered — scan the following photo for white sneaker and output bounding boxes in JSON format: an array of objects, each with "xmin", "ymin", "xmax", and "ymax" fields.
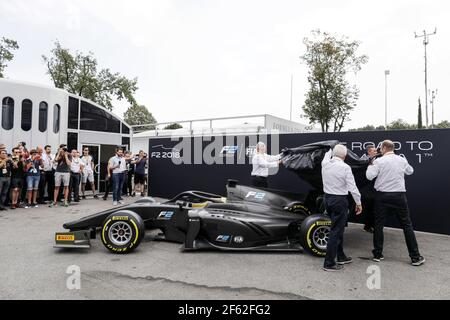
[
  {"xmin": 113, "ymin": 201, "xmax": 118, "ymax": 206},
  {"xmin": 118, "ymin": 200, "xmax": 125, "ymax": 205}
]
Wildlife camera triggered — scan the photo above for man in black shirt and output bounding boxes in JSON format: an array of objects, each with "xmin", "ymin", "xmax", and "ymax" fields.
[
  {"xmin": 50, "ymin": 144, "xmax": 72, "ymax": 207},
  {"xmin": 0, "ymin": 149, "xmax": 13, "ymax": 210},
  {"xmin": 10, "ymin": 147, "xmax": 25, "ymax": 209}
]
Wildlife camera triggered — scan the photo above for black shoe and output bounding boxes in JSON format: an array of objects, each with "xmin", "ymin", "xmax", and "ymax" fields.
[
  {"xmin": 364, "ymin": 225, "xmax": 374, "ymax": 233},
  {"xmin": 93, "ymin": 195, "xmax": 99, "ymax": 199},
  {"xmin": 82, "ymin": 195, "xmax": 86, "ymax": 200},
  {"xmin": 323, "ymin": 265, "xmax": 344, "ymax": 272},
  {"xmin": 337, "ymin": 256, "xmax": 353, "ymax": 265},
  {"xmin": 373, "ymin": 255, "xmax": 385, "ymax": 262},
  {"xmin": 102, "ymin": 197, "xmax": 107, "ymax": 201},
  {"xmin": 411, "ymin": 256, "xmax": 425, "ymax": 266}
]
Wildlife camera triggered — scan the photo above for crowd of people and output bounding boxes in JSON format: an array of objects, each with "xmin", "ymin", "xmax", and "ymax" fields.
[{"xmin": 0, "ymin": 142, "xmax": 148, "ymax": 210}]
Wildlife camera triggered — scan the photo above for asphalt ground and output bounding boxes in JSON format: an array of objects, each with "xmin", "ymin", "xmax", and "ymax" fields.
[{"xmin": 0, "ymin": 197, "xmax": 449, "ymax": 300}]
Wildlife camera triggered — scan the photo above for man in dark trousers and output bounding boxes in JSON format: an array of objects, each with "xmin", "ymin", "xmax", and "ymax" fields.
[
  {"xmin": 321, "ymin": 144, "xmax": 362, "ymax": 272},
  {"xmin": 360, "ymin": 145, "xmax": 378, "ymax": 233},
  {"xmin": 366, "ymin": 140, "xmax": 425, "ymax": 266}
]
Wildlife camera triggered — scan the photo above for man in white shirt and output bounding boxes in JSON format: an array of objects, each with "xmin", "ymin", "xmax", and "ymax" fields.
[
  {"xmin": 69, "ymin": 150, "xmax": 84, "ymax": 203},
  {"xmin": 108, "ymin": 147, "xmax": 127, "ymax": 205},
  {"xmin": 80, "ymin": 147, "xmax": 98, "ymax": 199},
  {"xmin": 366, "ymin": 140, "xmax": 425, "ymax": 266},
  {"xmin": 321, "ymin": 144, "xmax": 362, "ymax": 272},
  {"xmin": 41, "ymin": 145, "xmax": 55, "ymax": 203},
  {"xmin": 251, "ymin": 142, "xmax": 281, "ymax": 188}
]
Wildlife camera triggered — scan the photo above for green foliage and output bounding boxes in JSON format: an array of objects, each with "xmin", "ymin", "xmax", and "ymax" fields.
[
  {"xmin": 42, "ymin": 41, "xmax": 138, "ymax": 111},
  {"xmin": 435, "ymin": 120, "xmax": 450, "ymax": 129},
  {"xmin": 349, "ymin": 125, "xmax": 375, "ymax": 132},
  {"xmin": 350, "ymin": 118, "xmax": 450, "ymax": 131},
  {"xmin": 0, "ymin": 37, "xmax": 19, "ymax": 78},
  {"xmin": 164, "ymin": 123, "xmax": 183, "ymax": 130},
  {"xmin": 387, "ymin": 119, "xmax": 417, "ymax": 130},
  {"xmin": 124, "ymin": 104, "xmax": 156, "ymax": 132},
  {"xmin": 301, "ymin": 30, "xmax": 368, "ymax": 132}
]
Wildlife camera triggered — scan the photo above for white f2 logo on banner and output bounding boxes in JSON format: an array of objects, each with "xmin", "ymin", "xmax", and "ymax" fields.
[
  {"xmin": 66, "ymin": 265, "xmax": 81, "ymax": 290},
  {"xmin": 366, "ymin": 265, "xmax": 381, "ymax": 290}
]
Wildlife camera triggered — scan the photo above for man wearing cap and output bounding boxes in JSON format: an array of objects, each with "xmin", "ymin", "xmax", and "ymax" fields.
[
  {"xmin": 250, "ymin": 142, "xmax": 281, "ymax": 188},
  {"xmin": 366, "ymin": 140, "xmax": 425, "ymax": 266},
  {"xmin": 321, "ymin": 144, "xmax": 362, "ymax": 272}
]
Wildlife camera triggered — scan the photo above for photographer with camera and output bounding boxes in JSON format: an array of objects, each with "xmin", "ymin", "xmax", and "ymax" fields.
[
  {"xmin": 0, "ymin": 149, "xmax": 13, "ymax": 210},
  {"xmin": 132, "ymin": 150, "xmax": 147, "ymax": 197},
  {"xmin": 359, "ymin": 145, "xmax": 378, "ymax": 233},
  {"xmin": 108, "ymin": 147, "xmax": 127, "ymax": 205},
  {"xmin": 49, "ymin": 144, "xmax": 72, "ymax": 207},
  {"xmin": 10, "ymin": 147, "xmax": 25, "ymax": 209},
  {"xmin": 24, "ymin": 149, "xmax": 43, "ymax": 208}
]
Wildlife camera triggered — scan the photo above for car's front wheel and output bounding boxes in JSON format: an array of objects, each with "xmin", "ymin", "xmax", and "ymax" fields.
[
  {"xmin": 101, "ymin": 210, "xmax": 145, "ymax": 254},
  {"xmin": 299, "ymin": 214, "xmax": 331, "ymax": 257}
]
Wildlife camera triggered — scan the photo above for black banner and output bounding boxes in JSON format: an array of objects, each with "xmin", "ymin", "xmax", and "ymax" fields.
[{"xmin": 148, "ymin": 129, "xmax": 450, "ymax": 235}]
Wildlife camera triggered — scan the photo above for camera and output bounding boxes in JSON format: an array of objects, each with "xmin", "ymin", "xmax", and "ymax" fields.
[{"xmin": 62, "ymin": 147, "xmax": 68, "ymax": 152}]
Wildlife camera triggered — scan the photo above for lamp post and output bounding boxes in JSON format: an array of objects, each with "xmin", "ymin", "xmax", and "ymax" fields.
[
  {"xmin": 415, "ymin": 28, "xmax": 437, "ymax": 128},
  {"xmin": 430, "ymin": 89, "xmax": 437, "ymax": 128},
  {"xmin": 385, "ymin": 70, "xmax": 390, "ymax": 128}
]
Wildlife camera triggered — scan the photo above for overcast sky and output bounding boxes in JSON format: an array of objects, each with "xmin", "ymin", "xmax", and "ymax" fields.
[{"xmin": 0, "ymin": 0, "xmax": 448, "ymax": 129}]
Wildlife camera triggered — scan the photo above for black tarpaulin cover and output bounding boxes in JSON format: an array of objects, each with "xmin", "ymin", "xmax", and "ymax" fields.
[{"xmin": 280, "ymin": 140, "xmax": 371, "ymax": 191}]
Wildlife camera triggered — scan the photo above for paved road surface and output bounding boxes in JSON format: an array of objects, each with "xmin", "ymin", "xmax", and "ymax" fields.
[{"xmin": 0, "ymin": 198, "xmax": 449, "ymax": 300}]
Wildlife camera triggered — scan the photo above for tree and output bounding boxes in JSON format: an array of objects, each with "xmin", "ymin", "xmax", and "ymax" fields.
[
  {"xmin": 435, "ymin": 120, "xmax": 450, "ymax": 129},
  {"xmin": 124, "ymin": 104, "xmax": 156, "ymax": 132},
  {"xmin": 164, "ymin": 123, "xmax": 183, "ymax": 130},
  {"xmin": 387, "ymin": 119, "xmax": 416, "ymax": 130},
  {"xmin": 301, "ymin": 30, "xmax": 368, "ymax": 132},
  {"xmin": 0, "ymin": 37, "xmax": 19, "ymax": 78},
  {"xmin": 417, "ymin": 98, "xmax": 423, "ymax": 129},
  {"xmin": 349, "ymin": 125, "xmax": 376, "ymax": 132},
  {"xmin": 42, "ymin": 41, "xmax": 138, "ymax": 111}
]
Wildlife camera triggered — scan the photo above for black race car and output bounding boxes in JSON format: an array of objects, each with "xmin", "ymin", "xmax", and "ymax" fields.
[
  {"xmin": 55, "ymin": 180, "xmax": 331, "ymax": 257},
  {"xmin": 55, "ymin": 140, "xmax": 371, "ymax": 257}
]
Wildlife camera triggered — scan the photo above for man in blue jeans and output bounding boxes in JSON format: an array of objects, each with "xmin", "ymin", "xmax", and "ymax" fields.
[
  {"xmin": 321, "ymin": 144, "xmax": 362, "ymax": 272},
  {"xmin": 108, "ymin": 147, "xmax": 127, "ymax": 206}
]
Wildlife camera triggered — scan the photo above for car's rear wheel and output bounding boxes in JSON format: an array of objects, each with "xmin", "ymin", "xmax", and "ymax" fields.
[
  {"xmin": 299, "ymin": 214, "xmax": 331, "ymax": 257},
  {"xmin": 101, "ymin": 210, "xmax": 145, "ymax": 254}
]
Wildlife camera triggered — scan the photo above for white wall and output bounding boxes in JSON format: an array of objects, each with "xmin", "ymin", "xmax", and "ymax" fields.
[
  {"xmin": 131, "ymin": 137, "xmax": 149, "ymax": 154},
  {"xmin": 0, "ymin": 79, "xmax": 67, "ymax": 149}
]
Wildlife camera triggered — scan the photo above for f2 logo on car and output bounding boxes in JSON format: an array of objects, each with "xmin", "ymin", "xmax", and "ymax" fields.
[
  {"xmin": 158, "ymin": 211, "xmax": 175, "ymax": 220},
  {"xmin": 220, "ymin": 146, "xmax": 239, "ymax": 154},
  {"xmin": 245, "ymin": 192, "xmax": 266, "ymax": 200}
]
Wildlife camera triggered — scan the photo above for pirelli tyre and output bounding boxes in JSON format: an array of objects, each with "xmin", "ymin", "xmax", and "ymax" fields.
[
  {"xmin": 101, "ymin": 210, "xmax": 145, "ymax": 254},
  {"xmin": 299, "ymin": 214, "xmax": 331, "ymax": 257}
]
